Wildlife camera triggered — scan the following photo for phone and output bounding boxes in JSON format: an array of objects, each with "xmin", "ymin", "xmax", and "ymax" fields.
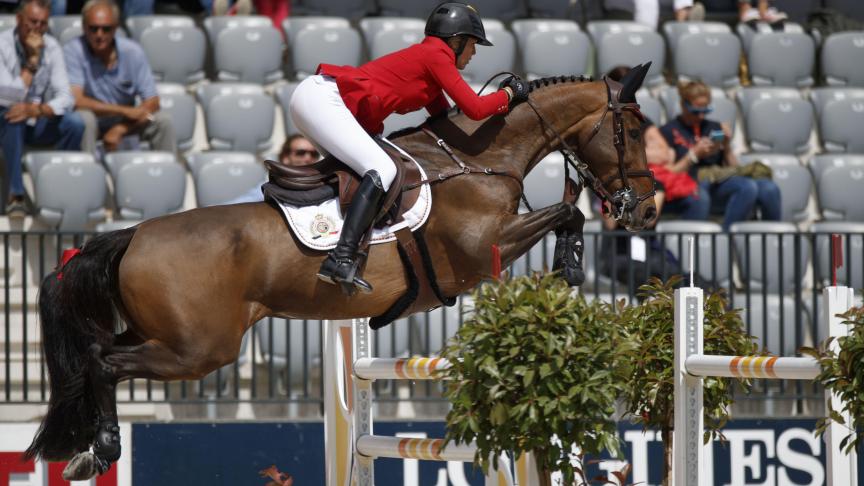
[{"xmin": 708, "ymin": 129, "xmax": 725, "ymax": 143}]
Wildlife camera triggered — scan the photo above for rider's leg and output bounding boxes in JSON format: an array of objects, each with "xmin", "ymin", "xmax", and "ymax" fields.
[{"xmin": 289, "ymin": 76, "xmax": 396, "ymax": 293}]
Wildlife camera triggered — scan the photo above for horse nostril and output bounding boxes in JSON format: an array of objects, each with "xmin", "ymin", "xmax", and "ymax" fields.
[{"xmin": 644, "ymin": 206, "xmax": 657, "ymax": 223}]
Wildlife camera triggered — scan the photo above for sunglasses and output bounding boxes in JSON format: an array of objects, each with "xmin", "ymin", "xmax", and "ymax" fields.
[
  {"xmin": 684, "ymin": 101, "xmax": 713, "ymax": 114},
  {"xmin": 291, "ymin": 149, "xmax": 320, "ymax": 158},
  {"xmin": 87, "ymin": 25, "xmax": 116, "ymax": 33}
]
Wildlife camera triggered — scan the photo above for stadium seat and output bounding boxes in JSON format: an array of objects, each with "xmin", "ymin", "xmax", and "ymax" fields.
[
  {"xmin": 655, "ymin": 220, "xmax": 730, "ymax": 288},
  {"xmin": 205, "ymin": 93, "xmax": 275, "ymax": 153},
  {"xmin": 196, "ymin": 82, "xmax": 265, "ymax": 111},
  {"xmin": 140, "ymin": 26, "xmax": 206, "ymax": 85},
  {"xmin": 35, "ymin": 161, "xmax": 108, "ymax": 231},
  {"xmin": 367, "ymin": 24, "xmax": 425, "ymax": 59},
  {"xmin": 0, "ymin": 15, "xmax": 16, "ymax": 32},
  {"xmin": 811, "ymin": 221, "xmax": 864, "ymax": 290},
  {"xmin": 748, "ymin": 32, "xmax": 815, "ymax": 87},
  {"xmin": 596, "ymin": 31, "xmax": 665, "ymax": 86},
  {"xmin": 809, "ymin": 153, "xmax": 864, "ymax": 185},
  {"xmin": 659, "ymin": 86, "xmax": 737, "ymax": 132},
  {"xmin": 461, "ymin": 28, "xmax": 515, "ymax": 84},
  {"xmin": 104, "ymin": 150, "xmax": 177, "ymax": 181},
  {"xmin": 674, "ymin": 32, "xmax": 741, "ymax": 88},
  {"xmin": 745, "ymin": 98, "xmax": 813, "ymax": 154},
  {"xmin": 463, "ymin": 0, "xmax": 527, "ymax": 21},
  {"xmin": 740, "ymin": 293, "xmax": 806, "ymax": 356},
  {"xmin": 736, "ymin": 87, "xmax": 802, "ymax": 119},
  {"xmin": 292, "ymin": 26, "xmax": 362, "ymax": 79},
  {"xmin": 48, "ymin": 15, "xmax": 80, "ymax": 38},
  {"xmin": 735, "ymin": 21, "xmax": 805, "ymax": 53},
  {"xmin": 382, "ymin": 110, "xmax": 428, "ymax": 137},
  {"xmin": 274, "ymin": 82, "xmax": 300, "ymax": 136},
  {"xmin": 282, "ymin": 16, "xmax": 350, "ymax": 45},
  {"xmin": 809, "ymin": 87, "xmax": 864, "ymax": 117},
  {"xmin": 511, "ymin": 19, "xmax": 580, "ymax": 51},
  {"xmin": 96, "ymin": 220, "xmax": 141, "ymax": 232},
  {"xmin": 114, "ymin": 160, "xmax": 186, "ymax": 220},
  {"xmin": 522, "ymin": 30, "xmax": 591, "ymax": 80},
  {"xmin": 526, "ymin": 0, "xmax": 603, "ymax": 22},
  {"xmin": 818, "ymin": 166, "xmax": 864, "ymax": 221},
  {"xmin": 376, "ymin": 0, "xmax": 438, "ymax": 18},
  {"xmin": 821, "ymin": 32, "xmax": 864, "ymax": 87},
  {"xmin": 126, "ymin": 15, "xmax": 195, "ymax": 41},
  {"xmin": 586, "ymin": 20, "xmax": 653, "ymax": 46},
  {"xmin": 638, "ymin": 95, "xmax": 664, "ymax": 125},
  {"xmin": 156, "ymin": 83, "xmax": 197, "ymax": 153},
  {"xmin": 662, "ymin": 20, "xmax": 730, "ymax": 54},
  {"xmin": 186, "ymin": 151, "xmax": 257, "ymax": 178},
  {"xmin": 819, "ymin": 99, "xmax": 864, "ymax": 153},
  {"xmin": 23, "ymin": 151, "xmax": 95, "ymax": 185},
  {"xmin": 730, "ymin": 221, "xmax": 811, "ymax": 293},
  {"xmin": 290, "ymin": 0, "xmax": 374, "ymax": 20},
  {"xmin": 214, "ymin": 26, "xmax": 284, "ymax": 84},
  {"xmin": 203, "ymin": 15, "xmax": 272, "ymax": 48},
  {"xmin": 194, "ymin": 157, "xmax": 267, "ymax": 207},
  {"xmin": 523, "ymin": 151, "xmax": 565, "ymax": 210},
  {"xmin": 738, "ymin": 153, "xmax": 812, "ymax": 222},
  {"xmin": 358, "ymin": 17, "xmax": 425, "ymax": 47}
]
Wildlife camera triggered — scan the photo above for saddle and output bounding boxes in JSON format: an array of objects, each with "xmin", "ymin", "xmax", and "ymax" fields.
[{"xmin": 262, "ymin": 141, "xmax": 423, "ymax": 229}]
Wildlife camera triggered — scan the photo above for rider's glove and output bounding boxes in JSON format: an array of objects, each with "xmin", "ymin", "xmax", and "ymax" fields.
[{"xmin": 498, "ymin": 75, "xmax": 529, "ymax": 105}]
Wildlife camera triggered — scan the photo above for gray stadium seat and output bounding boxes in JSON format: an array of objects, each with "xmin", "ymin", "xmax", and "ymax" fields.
[
  {"xmin": 274, "ymin": 82, "xmax": 300, "ymax": 136},
  {"xmin": 821, "ymin": 32, "xmax": 864, "ymax": 87},
  {"xmin": 203, "ymin": 15, "xmax": 273, "ymax": 47},
  {"xmin": 523, "ymin": 152, "xmax": 565, "ymax": 210},
  {"xmin": 194, "ymin": 158, "xmax": 267, "ymax": 206},
  {"xmin": 735, "ymin": 21, "xmax": 805, "ymax": 53},
  {"xmin": 596, "ymin": 31, "xmax": 666, "ymax": 87},
  {"xmin": 740, "ymin": 293, "xmax": 806, "ymax": 356},
  {"xmin": 156, "ymin": 83, "xmax": 197, "ymax": 153},
  {"xmin": 526, "ymin": 0, "xmax": 603, "ymax": 22},
  {"xmin": 358, "ymin": 17, "xmax": 425, "ymax": 47},
  {"xmin": 205, "ymin": 93, "xmax": 275, "ymax": 153},
  {"xmin": 736, "ymin": 87, "xmax": 802, "ymax": 119},
  {"xmin": 368, "ymin": 25, "xmax": 425, "ymax": 59},
  {"xmin": 810, "ymin": 154, "xmax": 864, "ymax": 185},
  {"xmin": 809, "ymin": 87, "xmax": 864, "ymax": 117},
  {"xmin": 104, "ymin": 151, "xmax": 177, "ymax": 180},
  {"xmin": 811, "ymin": 221, "xmax": 864, "ymax": 290},
  {"xmin": 586, "ymin": 20, "xmax": 653, "ymax": 45},
  {"xmin": 674, "ymin": 32, "xmax": 741, "ymax": 88},
  {"xmin": 511, "ymin": 19, "xmax": 580, "ymax": 51},
  {"xmin": 114, "ymin": 161, "xmax": 186, "ymax": 220},
  {"xmin": 48, "ymin": 15, "xmax": 80, "ymax": 37},
  {"xmin": 462, "ymin": 0, "xmax": 527, "ymax": 21},
  {"xmin": 638, "ymin": 95, "xmax": 663, "ymax": 125},
  {"xmin": 819, "ymin": 99, "xmax": 864, "ymax": 153},
  {"xmin": 126, "ymin": 15, "xmax": 195, "ymax": 41},
  {"xmin": 748, "ymin": 32, "xmax": 815, "ymax": 87},
  {"xmin": 186, "ymin": 151, "xmax": 257, "ymax": 178},
  {"xmin": 383, "ymin": 110, "xmax": 428, "ymax": 137},
  {"xmin": 655, "ymin": 220, "xmax": 730, "ymax": 287},
  {"xmin": 659, "ymin": 86, "xmax": 737, "ymax": 132},
  {"xmin": 818, "ymin": 166, "xmax": 864, "ymax": 221},
  {"xmin": 196, "ymin": 82, "xmax": 265, "ymax": 110},
  {"xmin": 282, "ymin": 16, "xmax": 350, "ymax": 45},
  {"xmin": 461, "ymin": 28, "xmax": 516, "ymax": 84},
  {"xmin": 290, "ymin": 0, "xmax": 374, "ymax": 20},
  {"xmin": 662, "ymin": 21, "xmax": 731, "ymax": 54},
  {"xmin": 141, "ymin": 26, "xmax": 206, "ymax": 85},
  {"xmin": 376, "ymin": 0, "xmax": 438, "ymax": 18},
  {"xmin": 35, "ymin": 161, "xmax": 107, "ymax": 231},
  {"xmin": 522, "ymin": 30, "xmax": 591, "ymax": 80},
  {"xmin": 96, "ymin": 220, "xmax": 141, "ymax": 232},
  {"xmin": 730, "ymin": 221, "xmax": 811, "ymax": 293},
  {"xmin": 215, "ymin": 26, "xmax": 284, "ymax": 84},
  {"xmin": 745, "ymin": 98, "xmax": 813, "ymax": 154},
  {"xmin": 738, "ymin": 153, "xmax": 812, "ymax": 222},
  {"xmin": 292, "ymin": 26, "xmax": 362, "ymax": 79},
  {"xmin": 23, "ymin": 151, "xmax": 96, "ymax": 185},
  {"xmin": 0, "ymin": 15, "xmax": 16, "ymax": 32}
]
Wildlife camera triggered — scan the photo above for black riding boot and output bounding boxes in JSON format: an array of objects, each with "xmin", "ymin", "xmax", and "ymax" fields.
[{"xmin": 317, "ymin": 171, "xmax": 386, "ymax": 294}]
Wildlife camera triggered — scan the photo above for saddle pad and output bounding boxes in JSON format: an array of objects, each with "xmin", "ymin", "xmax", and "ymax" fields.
[{"xmin": 275, "ymin": 139, "xmax": 432, "ymax": 251}]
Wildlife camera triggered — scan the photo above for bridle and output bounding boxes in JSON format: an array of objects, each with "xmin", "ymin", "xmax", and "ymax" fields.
[{"xmin": 525, "ymin": 77, "xmax": 656, "ymax": 223}]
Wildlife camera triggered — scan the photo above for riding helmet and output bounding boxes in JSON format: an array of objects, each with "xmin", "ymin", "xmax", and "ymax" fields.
[{"xmin": 424, "ymin": 2, "xmax": 493, "ymax": 46}]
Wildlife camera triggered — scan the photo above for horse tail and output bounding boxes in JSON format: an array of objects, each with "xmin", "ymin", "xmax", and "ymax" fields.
[{"xmin": 25, "ymin": 227, "xmax": 137, "ymax": 461}]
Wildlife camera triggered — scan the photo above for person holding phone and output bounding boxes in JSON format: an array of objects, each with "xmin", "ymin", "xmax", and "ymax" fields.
[{"xmin": 660, "ymin": 80, "xmax": 781, "ymax": 230}]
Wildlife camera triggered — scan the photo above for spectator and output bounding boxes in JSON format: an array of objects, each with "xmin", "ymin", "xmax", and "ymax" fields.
[
  {"xmin": 739, "ymin": 0, "xmax": 787, "ymax": 26},
  {"xmin": 633, "ymin": 0, "xmax": 706, "ymax": 30},
  {"xmin": 228, "ymin": 134, "xmax": 320, "ymax": 204},
  {"xmin": 63, "ymin": 0, "xmax": 175, "ymax": 156},
  {"xmin": 660, "ymin": 80, "xmax": 781, "ymax": 230},
  {"xmin": 0, "ymin": 0, "xmax": 83, "ymax": 218}
]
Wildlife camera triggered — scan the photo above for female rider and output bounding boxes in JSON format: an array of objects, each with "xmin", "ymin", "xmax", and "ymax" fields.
[{"xmin": 290, "ymin": 2, "xmax": 529, "ymax": 294}]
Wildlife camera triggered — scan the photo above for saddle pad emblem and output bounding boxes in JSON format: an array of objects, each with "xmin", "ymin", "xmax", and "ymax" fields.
[{"xmin": 311, "ymin": 213, "xmax": 338, "ymax": 238}]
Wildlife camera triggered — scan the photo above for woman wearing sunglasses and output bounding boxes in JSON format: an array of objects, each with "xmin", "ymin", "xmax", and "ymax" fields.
[
  {"xmin": 289, "ymin": 2, "xmax": 529, "ymax": 294},
  {"xmin": 659, "ymin": 80, "xmax": 780, "ymax": 230}
]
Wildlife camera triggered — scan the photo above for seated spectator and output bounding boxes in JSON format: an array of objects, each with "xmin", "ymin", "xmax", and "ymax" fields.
[
  {"xmin": 228, "ymin": 134, "xmax": 319, "ymax": 204},
  {"xmin": 633, "ymin": 0, "xmax": 705, "ymax": 29},
  {"xmin": 0, "ymin": 0, "xmax": 83, "ymax": 218},
  {"xmin": 739, "ymin": 0, "xmax": 787, "ymax": 27},
  {"xmin": 63, "ymin": 0, "xmax": 175, "ymax": 156},
  {"xmin": 660, "ymin": 80, "xmax": 780, "ymax": 230}
]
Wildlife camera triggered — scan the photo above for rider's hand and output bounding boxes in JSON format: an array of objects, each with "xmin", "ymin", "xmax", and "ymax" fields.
[{"xmin": 498, "ymin": 76, "xmax": 529, "ymax": 105}]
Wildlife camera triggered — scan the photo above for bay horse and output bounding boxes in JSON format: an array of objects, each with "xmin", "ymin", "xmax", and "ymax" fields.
[{"xmin": 25, "ymin": 65, "xmax": 656, "ymax": 480}]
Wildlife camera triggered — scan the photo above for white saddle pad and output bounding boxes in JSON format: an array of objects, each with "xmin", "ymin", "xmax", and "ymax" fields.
[{"xmin": 275, "ymin": 140, "xmax": 432, "ymax": 251}]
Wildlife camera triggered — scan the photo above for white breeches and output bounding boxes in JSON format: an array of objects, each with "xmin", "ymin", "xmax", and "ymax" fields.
[{"xmin": 289, "ymin": 75, "xmax": 397, "ymax": 190}]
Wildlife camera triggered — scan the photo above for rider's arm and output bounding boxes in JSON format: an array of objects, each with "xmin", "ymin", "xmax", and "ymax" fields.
[
  {"xmin": 426, "ymin": 53, "xmax": 509, "ymax": 120},
  {"xmin": 425, "ymin": 92, "xmax": 450, "ymax": 117}
]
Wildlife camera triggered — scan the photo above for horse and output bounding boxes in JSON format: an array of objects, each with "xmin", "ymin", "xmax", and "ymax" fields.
[{"xmin": 25, "ymin": 64, "xmax": 657, "ymax": 480}]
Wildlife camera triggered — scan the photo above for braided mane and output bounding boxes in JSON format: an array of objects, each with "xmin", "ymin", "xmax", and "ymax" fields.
[{"xmin": 527, "ymin": 74, "xmax": 594, "ymax": 92}]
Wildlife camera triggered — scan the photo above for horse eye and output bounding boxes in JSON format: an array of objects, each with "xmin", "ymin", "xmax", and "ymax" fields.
[{"xmin": 629, "ymin": 128, "xmax": 641, "ymax": 141}]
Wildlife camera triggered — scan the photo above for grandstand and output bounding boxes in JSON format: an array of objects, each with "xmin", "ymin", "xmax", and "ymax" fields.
[{"xmin": 0, "ymin": 1, "xmax": 863, "ymax": 482}]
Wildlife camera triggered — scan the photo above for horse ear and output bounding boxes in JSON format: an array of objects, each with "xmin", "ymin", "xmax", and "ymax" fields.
[{"xmin": 618, "ymin": 62, "xmax": 651, "ymax": 103}]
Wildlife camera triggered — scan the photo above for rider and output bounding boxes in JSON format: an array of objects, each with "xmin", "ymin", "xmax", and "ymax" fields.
[{"xmin": 290, "ymin": 2, "xmax": 529, "ymax": 294}]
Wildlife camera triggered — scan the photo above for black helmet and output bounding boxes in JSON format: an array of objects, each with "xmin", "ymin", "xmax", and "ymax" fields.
[{"xmin": 425, "ymin": 2, "xmax": 493, "ymax": 46}]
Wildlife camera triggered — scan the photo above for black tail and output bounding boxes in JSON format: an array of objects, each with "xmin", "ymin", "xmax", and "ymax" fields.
[{"xmin": 24, "ymin": 227, "xmax": 137, "ymax": 461}]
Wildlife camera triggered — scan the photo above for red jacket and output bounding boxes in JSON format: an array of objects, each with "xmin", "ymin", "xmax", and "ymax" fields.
[{"xmin": 317, "ymin": 36, "xmax": 510, "ymax": 134}]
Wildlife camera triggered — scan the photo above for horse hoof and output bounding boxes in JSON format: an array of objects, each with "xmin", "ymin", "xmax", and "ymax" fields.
[{"xmin": 62, "ymin": 452, "xmax": 99, "ymax": 481}]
